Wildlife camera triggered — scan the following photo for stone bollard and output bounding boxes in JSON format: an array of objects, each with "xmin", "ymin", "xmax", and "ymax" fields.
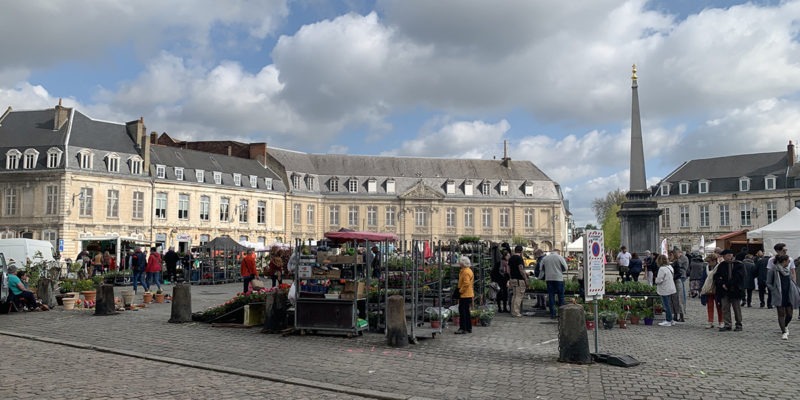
[
  {"xmin": 386, "ymin": 295, "xmax": 408, "ymax": 347},
  {"xmin": 557, "ymin": 304, "xmax": 592, "ymax": 364},
  {"xmin": 169, "ymin": 283, "xmax": 192, "ymax": 323},
  {"xmin": 94, "ymin": 284, "xmax": 118, "ymax": 316},
  {"xmin": 263, "ymin": 291, "xmax": 289, "ymax": 333}
]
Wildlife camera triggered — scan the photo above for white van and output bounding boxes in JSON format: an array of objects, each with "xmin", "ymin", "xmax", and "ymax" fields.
[{"xmin": 0, "ymin": 239, "xmax": 56, "ymax": 269}]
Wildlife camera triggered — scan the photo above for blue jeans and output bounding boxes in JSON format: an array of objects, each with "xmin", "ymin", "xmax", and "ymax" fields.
[
  {"xmin": 546, "ymin": 280, "xmax": 565, "ymax": 318},
  {"xmin": 661, "ymin": 295, "xmax": 673, "ymax": 322},
  {"xmin": 133, "ymin": 271, "xmax": 148, "ymax": 292},
  {"xmin": 146, "ymin": 272, "xmax": 161, "ymax": 291}
]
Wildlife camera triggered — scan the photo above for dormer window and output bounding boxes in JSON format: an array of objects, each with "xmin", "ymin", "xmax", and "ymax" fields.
[
  {"xmin": 765, "ymin": 175, "xmax": 776, "ymax": 190},
  {"xmin": 292, "ymin": 174, "xmax": 301, "ymax": 190},
  {"xmin": 679, "ymin": 181, "xmax": 689, "ymax": 195},
  {"xmin": 23, "ymin": 149, "xmax": 39, "ymax": 169},
  {"xmin": 739, "ymin": 177, "xmax": 751, "ymax": 192},
  {"xmin": 250, "ymin": 175, "xmax": 258, "ymax": 188},
  {"xmin": 213, "ymin": 171, "xmax": 222, "ymax": 185},
  {"xmin": 175, "ymin": 167, "xmax": 184, "ymax": 181},
  {"xmin": 499, "ymin": 180, "xmax": 509, "ymax": 196},
  {"xmin": 367, "ymin": 178, "xmax": 377, "ymax": 193},
  {"xmin": 5, "ymin": 149, "xmax": 20, "ymax": 169},
  {"xmin": 46, "ymin": 147, "xmax": 62, "ymax": 168},
  {"xmin": 348, "ymin": 178, "xmax": 358, "ymax": 193},
  {"xmin": 128, "ymin": 156, "xmax": 143, "ymax": 175},
  {"xmin": 77, "ymin": 150, "xmax": 93, "ymax": 169},
  {"xmin": 264, "ymin": 178, "xmax": 273, "ymax": 190},
  {"xmin": 524, "ymin": 181, "xmax": 533, "ymax": 197},
  {"xmin": 329, "ymin": 177, "xmax": 340, "ymax": 192},
  {"xmin": 386, "ymin": 178, "xmax": 395, "ymax": 194},
  {"xmin": 196, "ymin": 169, "xmax": 204, "ymax": 183},
  {"xmin": 660, "ymin": 183, "xmax": 670, "ymax": 196},
  {"xmin": 305, "ymin": 175, "xmax": 315, "ymax": 190},
  {"xmin": 698, "ymin": 180, "xmax": 709, "ymax": 194},
  {"xmin": 233, "ymin": 173, "xmax": 241, "ymax": 187},
  {"xmin": 464, "ymin": 180, "xmax": 474, "ymax": 196},
  {"xmin": 156, "ymin": 164, "xmax": 166, "ymax": 179},
  {"xmin": 105, "ymin": 153, "xmax": 119, "ymax": 173},
  {"xmin": 446, "ymin": 180, "xmax": 455, "ymax": 195},
  {"xmin": 481, "ymin": 181, "xmax": 491, "ymax": 195}
]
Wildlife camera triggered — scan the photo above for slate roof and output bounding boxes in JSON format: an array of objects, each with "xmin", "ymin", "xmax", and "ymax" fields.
[{"xmin": 659, "ymin": 151, "xmax": 791, "ymax": 194}]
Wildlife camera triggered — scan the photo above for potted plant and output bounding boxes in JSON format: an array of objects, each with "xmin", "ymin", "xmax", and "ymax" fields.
[
  {"xmin": 74, "ymin": 279, "xmax": 97, "ymax": 303},
  {"xmin": 479, "ymin": 309, "xmax": 495, "ymax": 326},
  {"xmin": 155, "ymin": 289, "xmax": 166, "ymax": 303},
  {"xmin": 629, "ymin": 299, "xmax": 642, "ymax": 325},
  {"xmin": 598, "ymin": 311, "xmax": 617, "ymax": 329},
  {"xmin": 429, "ymin": 312, "xmax": 442, "ymax": 329},
  {"xmin": 642, "ymin": 302, "xmax": 655, "ymax": 325},
  {"xmin": 470, "ymin": 309, "xmax": 480, "ymax": 326},
  {"xmin": 585, "ymin": 311, "xmax": 595, "ymax": 330},
  {"xmin": 142, "ymin": 291, "xmax": 154, "ymax": 304}
]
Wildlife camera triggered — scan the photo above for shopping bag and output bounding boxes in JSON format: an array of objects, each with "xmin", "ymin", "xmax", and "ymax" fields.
[{"xmin": 700, "ymin": 266, "xmax": 717, "ymax": 295}]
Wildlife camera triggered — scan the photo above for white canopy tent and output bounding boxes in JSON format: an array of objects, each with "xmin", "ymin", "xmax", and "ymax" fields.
[
  {"xmin": 747, "ymin": 207, "xmax": 800, "ymax": 258},
  {"xmin": 566, "ymin": 236, "xmax": 584, "ymax": 253}
]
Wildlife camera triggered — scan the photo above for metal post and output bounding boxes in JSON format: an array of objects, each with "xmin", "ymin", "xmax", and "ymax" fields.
[{"xmin": 593, "ymin": 295, "xmax": 599, "ymax": 353}]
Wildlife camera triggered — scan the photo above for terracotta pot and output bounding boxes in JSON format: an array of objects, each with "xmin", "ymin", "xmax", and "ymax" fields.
[
  {"xmin": 121, "ymin": 290, "xmax": 134, "ymax": 306},
  {"xmin": 630, "ymin": 316, "xmax": 641, "ymax": 325},
  {"xmin": 471, "ymin": 317, "xmax": 479, "ymax": 326},
  {"xmin": 430, "ymin": 320, "xmax": 441, "ymax": 329},
  {"xmin": 62, "ymin": 298, "xmax": 76, "ymax": 310},
  {"xmin": 617, "ymin": 319, "xmax": 627, "ymax": 329},
  {"xmin": 142, "ymin": 292, "xmax": 153, "ymax": 303},
  {"xmin": 81, "ymin": 291, "xmax": 97, "ymax": 303},
  {"xmin": 155, "ymin": 293, "xmax": 165, "ymax": 303}
]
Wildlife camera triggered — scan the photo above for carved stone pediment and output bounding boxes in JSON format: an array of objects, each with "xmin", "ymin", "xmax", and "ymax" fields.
[{"xmin": 399, "ymin": 180, "xmax": 445, "ymax": 200}]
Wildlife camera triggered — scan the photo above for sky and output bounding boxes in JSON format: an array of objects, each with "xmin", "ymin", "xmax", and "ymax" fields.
[{"xmin": 1, "ymin": 0, "xmax": 799, "ymax": 227}]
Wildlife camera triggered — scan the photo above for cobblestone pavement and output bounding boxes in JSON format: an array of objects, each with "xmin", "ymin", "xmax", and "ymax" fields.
[{"xmin": 2, "ymin": 283, "xmax": 799, "ymax": 399}]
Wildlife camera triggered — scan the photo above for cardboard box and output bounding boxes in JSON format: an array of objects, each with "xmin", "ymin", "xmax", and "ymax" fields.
[{"xmin": 342, "ymin": 281, "xmax": 365, "ymax": 298}]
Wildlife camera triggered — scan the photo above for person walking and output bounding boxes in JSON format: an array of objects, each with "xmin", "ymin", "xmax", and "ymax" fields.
[
  {"xmin": 715, "ymin": 249, "xmax": 746, "ymax": 332},
  {"xmin": 163, "ymin": 247, "xmax": 180, "ymax": 284},
  {"xmin": 766, "ymin": 254, "xmax": 800, "ymax": 340},
  {"xmin": 539, "ymin": 249, "xmax": 568, "ymax": 319},
  {"xmin": 742, "ymin": 254, "xmax": 757, "ymax": 307},
  {"xmin": 688, "ymin": 253, "xmax": 705, "ymax": 299},
  {"xmin": 241, "ymin": 249, "xmax": 258, "ymax": 293},
  {"xmin": 490, "ymin": 250, "xmax": 510, "ymax": 313},
  {"xmin": 655, "ymin": 254, "xmax": 676, "ymax": 327},
  {"xmin": 454, "ymin": 256, "xmax": 474, "ymax": 334},
  {"xmin": 145, "ymin": 247, "xmax": 162, "ymax": 292},
  {"xmin": 629, "ymin": 253, "xmax": 643, "ymax": 282},
  {"xmin": 756, "ymin": 250, "xmax": 771, "ymax": 308},
  {"xmin": 507, "ymin": 246, "xmax": 528, "ymax": 318},
  {"xmin": 132, "ymin": 247, "xmax": 148, "ymax": 294},
  {"xmin": 700, "ymin": 255, "xmax": 724, "ymax": 329}
]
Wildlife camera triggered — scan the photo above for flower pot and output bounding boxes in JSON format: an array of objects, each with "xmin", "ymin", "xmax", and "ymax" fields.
[
  {"xmin": 55, "ymin": 294, "xmax": 66, "ymax": 306},
  {"xmin": 155, "ymin": 293, "xmax": 165, "ymax": 303},
  {"xmin": 602, "ymin": 319, "xmax": 614, "ymax": 330},
  {"xmin": 471, "ymin": 317, "xmax": 479, "ymax": 326},
  {"xmin": 81, "ymin": 290, "xmax": 97, "ymax": 303},
  {"xmin": 586, "ymin": 320, "xmax": 595, "ymax": 330},
  {"xmin": 430, "ymin": 320, "xmax": 441, "ymax": 329},
  {"xmin": 121, "ymin": 290, "xmax": 134, "ymax": 306},
  {"xmin": 644, "ymin": 317, "xmax": 654, "ymax": 326},
  {"xmin": 62, "ymin": 297, "xmax": 76, "ymax": 310},
  {"xmin": 617, "ymin": 319, "xmax": 627, "ymax": 329},
  {"xmin": 630, "ymin": 315, "xmax": 641, "ymax": 325},
  {"xmin": 480, "ymin": 318, "xmax": 492, "ymax": 327},
  {"xmin": 142, "ymin": 292, "xmax": 153, "ymax": 304},
  {"xmin": 654, "ymin": 306, "xmax": 663, "ymax": 315}
]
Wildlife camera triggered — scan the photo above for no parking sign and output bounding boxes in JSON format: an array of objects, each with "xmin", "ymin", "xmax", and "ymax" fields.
[{"xmin": 584, "ymin": 229, "xmax": 605, "ymax": 300}]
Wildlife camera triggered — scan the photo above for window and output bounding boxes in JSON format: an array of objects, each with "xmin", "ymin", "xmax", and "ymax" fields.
[
  {"xmin": 129, "ymin": 156, "xmax": 143, "ymax": 175},
  {"xmin": 349, "ymin": 206, "xmax": 359, "ymax": 226},
  {"xmin": 367, "ymin": 179, "xmax": 376, "ymax": 193},
  {"xmin": 660, "ymin": 207, "xmax": 670, "ymax": 229},
  {"xmin": 178, "ymin": 194, "xmax": 189, "ymax": 220},
  {"xmin": 196, "ymin": 169, "xmax": 204, "ymax": 183},
  {"xmin": 386, "ymin": 179, "xmax": 395, "ymax": 194},
  {"xmin": 213, "ymin": 172, "xmax": 222, "ymax": 185},
  {"xmin": 293, "ymin": 204, "xmax": 302, "ymax": 224},
  {"xmin": 154, "ymin": 192, "xmax": 167, "ymax": 219},
  {"xmin": 234, "ymin": 173, "xmax": 241, "ymax": 187},
  {"xmin": 499, "ymin": 181, "xmax": 509, "ymax": 196},
  {"xmin": 524, "ymin": 208, "xmax": 534, "ymax": 228},
  {"xmin": 767, "ymin": 201, "xmax": 778, "ymax": 224},
  {"xmin": 482, "ymin": 208, "xmax": 492, "ymax": 228},
  {"xmin": 42, "ymin": 230, "xmax": 57, "ymax": 248},
  {"xmin": 23, "ymin": 149, "xmax": 39, "ymax": 169},
  {"xmin": 258, "ymin": 237, "xmax": 266, "ymax": 247},
  {"xmin": 524, "ymin": 182, "xmax": 533, "ymax": 197},
  {"xmin": 464, "ymin": 208, "xmax": 474, "ymax": 227},
  {"xmin": 464, "ymin": 181, "xmax": 474, "ymax": 196},
  {"xmin": 199, "ymin": 234, "xmax": 210, "ymax": 246},
  {"xmin": 679, "ymin": 205, "xmax": 690, "ymax": 228},
  {"xmin": 219, "ymin": 198, "xmax": 230, "ymax": 221},
  {"xmin": 660, "ymin": 183, "xmax": 670, "ymax": 196},
  {"xmin": 499, "ymin": 208, "xmax": 510, "ymax": 228},
  {"xmin": 348, "ymin": 178, "xmax": 358, "ymax": 193},
  {"xmin": 102, "ymin": 153, "xmax": 118, "ymax": 173},
  {"xmin": 679, "ymin": 181, "xmax": 689, "ymax": 195},
  {"xmin": 239, "ymin": 235, "xmax": 248, "ymax": 243},
  {"xmin": 4, "ymin": 188, "xmax": 18, "ymax": 216},
  {"xmin": 481, "ymin": 181, "xmax": 491, "ymax": 195},
  {"xmin": 740, "ymin": 202, "xmax": 751, "ymax": 226},
  {"xmin": 415, "ymin": 207, "xmax": 427, "ymax": 227},
  {"xmin": 699, "ymin": 205, "xmax": 709, "ymax": 227},
  {"xmin": 446, "ymin": 180, "xmax": 455, "ymax": 195},
  {"xmin": 739, "ymin": 177, "xmax": 750, "ymax": 192},
  {"xmin": 78, "ymin": 150, "xmax": 94, "ymax": 169},
  {"xmin": 107, "ymin": 189, "xmax": 119, "ymax": 218},
  {"xmin": 698, "ymin": 180, "xmax": 709, "ymax": 194},
  {"xmin": 446, "ymin": 207, "xmax": 456, "ymax": 227},
  {"xmin": 238, "ymin": 200, "xmax": 248, "ymax": 223},
  {"xmin": 5, "ymin": 149, "xmax": 20, "ymax": 169},
  {"xmin": 79, "ymin": 187, "xmax": 93, "ymax": 217},
  {"xmin": 385, "ymin": 206, "xmax": 396, "ymax": 226},
  {"xmin": 292, "ymin": 175, "xmax": 301, "ymax": 190},
  {"xmin": 367, "ymin": 206, "xmax": 377, "ymax": 226},
  {"xmin": 306, "ymin": 175, "xmax": 316, "ymax": 191},
  {"xmin": 329, "ymin": 177, "xmax": 339, "ymax": 192},
  {"xmin": 45, "ymin": 185, "xmax": 59, "ymax": 215},
  {"xmin": 47, "ymin": 147, "xmax": 62, "ymax": 168},
  {"xmin": 175, "ymin": 167, "xmax": 184, "ymax": 181},
  {"xmin": 765, "ymin": 175, "xmax": 776, "ymax": 190},
  {"xmin": 257, "ymin": 201, "xmax": 267, "ymax": 224},
  {"xmin": 719, "ymin": 204, "xmax": 730, "ymax": 226},
  {"xmin": 133, "ymin": 191, "xmax": 144, "ymax": 219},
  {"xmin": 155, "ymin": 164, "xmax": 165, "ymax": 178},
  {"xmin": 264, "ymin": 178, "xmax": 273, "ymax": 190},
  {"xmin": 199, "ymin": 196, "xmax": 210, "ymax": 221},
  {"xmin": 307, "ymin": 205, "xmax": 315, "ymax": 225},
  {"xmin": 250, "ymin": 175, "xmax": 258, "ymax": 188},
  {"xmin": 329, "ymin": 205, "xmax": 340, "ymax": 226}
]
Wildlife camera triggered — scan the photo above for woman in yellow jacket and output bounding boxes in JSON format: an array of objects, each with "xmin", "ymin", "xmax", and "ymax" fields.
[{"xmin": 455, "ymin": 256, "xmax": 474, "ymax": 334}]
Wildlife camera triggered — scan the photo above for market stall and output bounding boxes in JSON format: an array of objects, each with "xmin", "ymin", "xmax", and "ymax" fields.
[{"xmin": 193, "ymin": 236, "xmax": 252, "ymax": 284}]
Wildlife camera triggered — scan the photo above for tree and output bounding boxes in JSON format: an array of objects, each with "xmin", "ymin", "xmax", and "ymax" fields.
[
  {"xmin": 602, "ymin": 203, "xmax": 621, "ymax": 251},
  {"xmin": 584, "ymin": 223, "xmax": 598, "ymax": 230},
  {"xmin": 591, "ymin": 189, "xmax": 626, "ymax": 225}
]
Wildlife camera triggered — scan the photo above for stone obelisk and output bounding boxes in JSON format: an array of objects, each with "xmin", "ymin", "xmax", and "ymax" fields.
[{"xmin": 618, "ymin": 65, "xmax": 661, "ymax": 255}]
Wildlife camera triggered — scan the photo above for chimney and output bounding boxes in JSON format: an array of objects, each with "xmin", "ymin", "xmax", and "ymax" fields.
[
  {"xmin": 150, "ymin": 132, "xmax": 157, "ymax": 144},
  {"xmin": 54, "ymin": 98, "xmax": 71, "ymax": 131},
  {"xmin": 249, "ymin": 143, "xmax": 268, "ymax": 166},
  {"xmin": 142, "ymin": 132, "xmax": 153, "ymax": 175},
  {"xmin": 501, "ymin": 139, "xmax": 511, "ymax": 169},
  {"xmin": 227, "ymin": 145, "xmax": 232, "ymax": 156},
  {"xmin": 125, "ymin": 117, "xmax": 145, "ymax": 148},
  {"xmin": 789, "ymin": 140, "xmax": 796, "ymax": 167}
]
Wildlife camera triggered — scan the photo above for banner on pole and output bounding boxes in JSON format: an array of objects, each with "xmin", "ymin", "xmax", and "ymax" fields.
[{"xmin": 584, "ymin": 229, "xmax": 605, "ymax": 300}]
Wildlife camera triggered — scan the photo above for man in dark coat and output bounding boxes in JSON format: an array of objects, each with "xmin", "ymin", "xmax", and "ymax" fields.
[
  {"xmin": 755, "ymin": 250, "xmax": 771, "ymax": 308},
  {"xmin": 741, "ymin": 254, "xmax": 757, "ymax": 307},
  {"xmin": 163, "ymin": 247, "xmax": 180, "ymax": 284},
  {"xmin": 714, "ymin": 249, "xmax": 746, "ymax": 331}
]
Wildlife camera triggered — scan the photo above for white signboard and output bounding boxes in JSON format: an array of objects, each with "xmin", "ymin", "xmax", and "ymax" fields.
[
  {"xmin": 298, "ymin": 265, "xmax": 312, "ymax": 279},
  {"xmin": 584, "ymin": 229, "xmax": 605, "ymax": 300}
]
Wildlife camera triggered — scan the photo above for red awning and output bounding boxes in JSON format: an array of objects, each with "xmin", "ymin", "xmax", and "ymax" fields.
[{"xmin": 323, "ymin": 231, "xmax": 398, "ymax": 242}]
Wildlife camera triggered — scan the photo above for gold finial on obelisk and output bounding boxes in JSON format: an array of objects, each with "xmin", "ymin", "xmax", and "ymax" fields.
[{"xmin": 632, "ymin": 64, "xmax": 637, "ymax": 81}]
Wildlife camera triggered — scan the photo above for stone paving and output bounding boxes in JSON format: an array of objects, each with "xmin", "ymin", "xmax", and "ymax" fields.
[{"xmin": 2, "ymin": 283, "xmax": 800, "ymax": 399}]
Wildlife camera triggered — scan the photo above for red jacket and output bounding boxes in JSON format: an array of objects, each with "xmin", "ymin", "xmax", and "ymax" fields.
[
  {"xmin": 241, "ymin": 254, "xmax": 258, "ymax": 278},
  {"xmin": 146, "ymin": 252, "xmax": 162, "ymax": 273}
]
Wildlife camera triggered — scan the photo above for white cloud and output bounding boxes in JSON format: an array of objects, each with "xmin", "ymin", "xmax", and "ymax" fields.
[{"xmin": 383, "ymin": 118, "xmax": 510, "ymax": 158}]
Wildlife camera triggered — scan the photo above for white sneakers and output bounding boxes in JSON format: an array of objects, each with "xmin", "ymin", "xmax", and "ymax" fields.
[
  {"xmin": 658, "ymin": 321, "xmax": 673, "ymax": 327},
  {"xmin": 782, "ymin": 332, "xmax": 789, "ymax": 340},
  {"xmin": 718, "ymin": 323, "xmax": 726, "ymax": 329}
]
